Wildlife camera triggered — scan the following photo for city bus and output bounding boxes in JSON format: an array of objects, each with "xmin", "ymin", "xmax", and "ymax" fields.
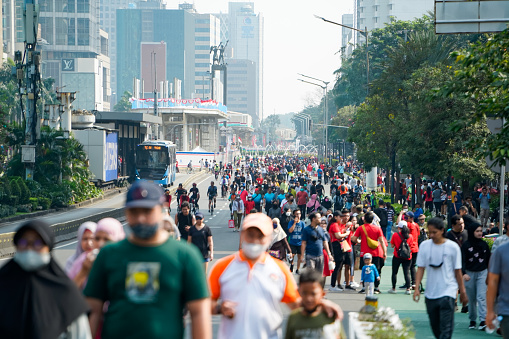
[{"xmin": 135, "ymin": 140, "xmax": 177, "ymax": 187}]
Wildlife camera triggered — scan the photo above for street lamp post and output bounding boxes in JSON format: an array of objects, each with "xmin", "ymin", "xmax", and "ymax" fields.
[
  {"xmin": 297, "ymin": 74, "xmax": 329, "ymax": 162},
  {"xmin": 314, "ymin": 15, "xmax": 370, "ymax": 96}
]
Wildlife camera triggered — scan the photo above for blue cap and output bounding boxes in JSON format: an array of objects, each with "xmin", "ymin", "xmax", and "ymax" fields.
[
  {"xmin": 125, "ymin": 180, "xmax": 165, "ymax": 208},
  {"xmin": 406, "ymin": 211, "xmax": 415, "ymax": 219},
  {"xmin": 195, "ymin": 212, "xmax": 204, "ymax": 219}
]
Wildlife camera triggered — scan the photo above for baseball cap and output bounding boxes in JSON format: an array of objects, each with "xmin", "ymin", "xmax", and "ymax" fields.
[
  {"xmin": 364, "ymin": 253, "xmax": 373, "ymax": 260},
  {"xmin": 125, "ymin": 180, "xmax": 165, "ymax": 208},
  {"xmin": 405, "ymin": 211, "xmax": 415, "ymax": 219},
  {"xmin": 242, "ymin": 214, "xmax": 273, "ymax": 236},
  {"xmin": 195, "ymin": 212, "xmax": 204, "ymax": 220},
  {"xmin": 397, "ymin": 220, "xmax": 407, "ymax": 228}
]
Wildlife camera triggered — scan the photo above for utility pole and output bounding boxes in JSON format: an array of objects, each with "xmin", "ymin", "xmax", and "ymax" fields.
[{"xmin": 17, "ymin": 0, "xmax": 41, "ymax": 180}]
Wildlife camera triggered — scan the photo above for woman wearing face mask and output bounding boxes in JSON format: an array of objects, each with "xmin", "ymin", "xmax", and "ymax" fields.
[
  {"xmin": 268, "ymin": 218, "xmax": 291, "ymax": 261},
  {"xmin": 461, "ymin": 222, "xmax": 491, "ymax": 330},
  {"xmin": 162, "ymin": 214, "xmax": 181, "ymax": 240},
  {"xmin": 306, "ymin": 194, "xmax": 321, "ymax": 215},
  {"xmin": 280, "ymin": 207, "xmax": 293, "ymax": 235},
  {"xmin": 69, "ymin": 218, "xmax": 125, "ymax": 289},
  {"xmin": 321, "ymin": 196, "xmax": 332, "ymax": 211},
  {"xmin": 188, "ymin": 212, "xmax": 214, "ymax": 273},
  {"xmin": 0, "ymin": 220, "xmax": 92, "ymax": 339},
  {"xmin": 244, "ymin": 194, "xmax": 256, "ymax": 216},
  {"xmin": 65, "ymin": 221, "xmax": 97, "ymax": 273}
]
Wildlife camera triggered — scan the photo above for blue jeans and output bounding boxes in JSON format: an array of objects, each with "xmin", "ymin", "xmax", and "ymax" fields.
[
  {"xmin": 465, "ymin": 269, "xmax": 487, "ymax": 322},
  {"xmin": 387, "ymin": 221, "xmax": 393, "ymax": 240}
]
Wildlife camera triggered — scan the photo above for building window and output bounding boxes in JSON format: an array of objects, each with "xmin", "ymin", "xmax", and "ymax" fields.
[
  {"xmin": 195, "ymin": 54, "xmax": 210, "ymax": 59},
  {"xmin": 195, "ymin": 36, "xmax": 209, "ymax": 41},
  {"xmin": 195, "ymin": 27, "xmax": 210, "ymax": 33},
  {"xmin": 77, "ymin": 0, "xmax": 89, "ymax": 13},
  {"xmin": 40, "ymin": 0, "xmax": 53, "ymax": 12},
  {"xmin": 55, "ymin": 0, "xmax": 75, "ymax": 13},
  {"xmin": 196, "ymin": 19, "xmax": 210, "ymax": 24},
  {"xmin": 195, "ymin": 45, "xmax": 210, "ymax": 50},
  {"xmin": 195, "ymin": 63, "xmax": 210, "ymax": 68},
  {"xmin": 39, "ymin": 17, "xmax": 53, "ymax": 45},
  {"xmin": 77, "ymin": 18, "xmax": 89, "ymax": 46}
]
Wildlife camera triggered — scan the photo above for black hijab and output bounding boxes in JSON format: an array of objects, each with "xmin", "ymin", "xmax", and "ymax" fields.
[
  {"xmin": 464, "ymin": 216, "xmax": 484, "ymax": 249},
  {"xmin": 0, "ymin": 220, "xmax": 90, "ymax": 339}
]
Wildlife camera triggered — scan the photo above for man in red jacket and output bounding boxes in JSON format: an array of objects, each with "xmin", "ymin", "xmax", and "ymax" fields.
[{"xmin": 244, "ymin": 195, "xmax": 256, "ymax": 215}]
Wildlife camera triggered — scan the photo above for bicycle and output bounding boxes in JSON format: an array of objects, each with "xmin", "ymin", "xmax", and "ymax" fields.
[{"xmin": 187, "ymin": 167, "xmax": 193, "ymax": 174}]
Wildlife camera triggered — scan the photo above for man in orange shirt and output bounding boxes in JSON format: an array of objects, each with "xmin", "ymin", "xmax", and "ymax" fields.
[{"xmin": 208, "ymin": 213, "xmax": 343, "ymax": 339}]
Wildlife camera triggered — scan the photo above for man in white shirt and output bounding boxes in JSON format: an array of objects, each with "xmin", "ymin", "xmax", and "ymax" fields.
[{"xmin": 413, "ymin": 217, "xmax": 468, "ymax": 339}]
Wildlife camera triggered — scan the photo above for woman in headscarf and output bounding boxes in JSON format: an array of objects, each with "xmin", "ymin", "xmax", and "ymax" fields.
[
  {"xmin": 69, "ymin": 218, "xmax": 125, "ymax": 289},
  {"xmin": 320, "ymin": 216, "xmax": 333, "ymax": 278},
  {"xmin": 65, "ymin": 221, "xmax": 97, "ymax": 272},
  {"xmin": 306, "ymin": 194, "xmax": 321, "ymax": 215},
  {"xmin": 0, "ymin": 220, "xmax": 91, "ymax": 339},
  {"xmin": 461, "ymin": 221, "xmax": 491, "ymax": 330},
  {"xmin": 268, "ymin": 218, "xmax": 291, "ymax": 261},
  {"xmin": 162, "ymin": 214, "xmax": 181, "ymax": 240}
]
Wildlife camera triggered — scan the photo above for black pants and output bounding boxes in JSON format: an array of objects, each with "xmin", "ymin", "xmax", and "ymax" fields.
[
  {"xmin": 392, "ymin": 256, "xmax": 411, "ymax": 289},
  {"xmin": 425, "ymin": 296, "xmax": 456, "ymax": 339},
  {"xmin": 359, "ymin": 256, "xmax": 383, "ymax": 289},
  {"xmin": 434, "ymin": 202, "xmax": 442, "ymax": 215},
  {"xmin": 298, "ymin": 204, "xmax": 306, "ymax": 219},
  {"xmin": 425, "ymin": 201, "xmax": 433, "ymax": 212},
  {"xmin": 410, "ymin": 252, "xmax": 418, "ymax": 285},
  {"xmin": 330, "ymin": 242, "xmax": 345, "ymax": 287}
]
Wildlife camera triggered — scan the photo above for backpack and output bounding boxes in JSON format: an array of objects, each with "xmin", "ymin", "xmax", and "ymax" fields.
[
  {"xmin": 418, "ymin": 228, "xmax": 428, "ymax": 245},
  {"xmin": 397, "ymin": 233, "xmax": 412, "ymax": 260}
]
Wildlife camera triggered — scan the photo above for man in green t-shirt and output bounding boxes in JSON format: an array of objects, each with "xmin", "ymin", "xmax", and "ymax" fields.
[{"xmin": 84, "ymin": 181, "xmax": 211, "ymax": 339}]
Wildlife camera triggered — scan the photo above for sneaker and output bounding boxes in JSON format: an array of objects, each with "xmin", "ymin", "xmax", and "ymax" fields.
[
  {"xmin": 345, "ymin": 285, "xmax": 356, "ymax": 291},
  {"xmin": 398, "ymin": 284, "xmax": 406, "ymax": 289},
  {"xmin": 469, "ymin": 321, "xmax": 476, "ymax": 330},
  {"xmin": 214, "ymin": 203, "xmax": 217, "ymax": 208},
  {"xmin": 405, "ymin": 289, "xmax": 411, "ymax": 295},
  {"xmin": 461, "ymin": 306, "xmax": 469, "ymax": 313},
  {"xmin": 351, "ymin": 282, "xmax": 360, "ymax": 288},
  {"xmin": 388, "ymin": 289, "xmax": 397, "ymax": 294},
  {"xmin": 290, "ymin": 264, "xmax": 294, "ymax": 272},
  {"xmin": 328, "ymin": 286, "xmax": 344, "ymax": 292},
  {"xmin": 478, "ymin": 321, "xmax": 486, "ymax": 331},
  {"xmin": 295, "ymin": 269, "xmax": 300, "ymax": 275},
  {"xmin": 358, "ymin": 288, "xmax": 365, "ymax": 294},
  {"xmin": 374, "ymin": 288, "xmax": 381, "ymax": 294},
  {"xmin": 342, "ymin": 282, "xmax": 347, "ymax": 288}
]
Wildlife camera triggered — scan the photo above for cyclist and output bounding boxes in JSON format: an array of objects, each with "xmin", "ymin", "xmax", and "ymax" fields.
[
  {"xmin": 189, "ymin": 183, "xmax": 200, "ymax": 211},
  {"xmin": 214, "ymin": 163, "xmax": 220, "ymax": 180},
  {"xmin": 187, "ymin": 160, "xmax": 193, "ymax": 173},
  {"xmin": 207, "ymin": 181, "xmax": 218, "ymax": 212},
  {"xmin": 175, "ymin": 183, "xmax": 185, "ymax": 208},
  {"xmin": 220, "ymin": 175, "xmax": 229, "ymax": 198},
  {"xmin": 179, "ymin": 190, "xmax": 190, "ymax": 210}
]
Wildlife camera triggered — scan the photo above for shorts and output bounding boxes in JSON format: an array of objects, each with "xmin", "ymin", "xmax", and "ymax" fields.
[
  {"xmin": 343, "ymin": 251, "xmax": 352, "ymax": 266},
  {"xmin": 204, "ymin": 258, "xmax": 211, "ymax": 263},
  {"xmin": 208, "ymin": 196, "xmax": 216, "ymax": 201},
  {"xmin": 290, "ymin": 244, "xmax": 301, "ymax": 255}
]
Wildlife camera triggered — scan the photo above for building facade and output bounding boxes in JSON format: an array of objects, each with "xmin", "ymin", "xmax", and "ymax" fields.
[
  {"xmin": 226, "ymin": 58, "xmax": 256, "ymax": 122},
  {"xmin": 193, "ymin": 12, "xmax": 220, "ymax": 100},
  {"xmin": 116, "ymin": 7, "xmax": 196, "ymax": 101},
  {"xmin": 38, "ymin": 0, "xmax": 111, "ymax": 111},
  {"xmin": 353, "ymin": 0, "xmax": 434, "ymax": 44}
]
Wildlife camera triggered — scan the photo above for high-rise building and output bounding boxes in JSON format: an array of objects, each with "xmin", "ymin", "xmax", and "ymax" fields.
[
  {"xmin": 116, "ymin": 7, "xmax": 195, "ymax": 100},
  {"xmin": 226, "ymin": 59, "xmax": 256, "ymax": 119},
  {"xmin": 38, "ymin": 0, "xmax": 111, "ymax": 111},
  {"xmin": 354, "ymin": 0, "xmax": 434, "ymax": 44},
  {"xmin": 2, "ymin": 0, "xmax": 25, "ymax": 59},
  {"xmin": 193, "ymin": 11, "xmax": 220, "ymax": 100},
  {"xmin": 222, "ymin": 2, "xmax": 263, "ymax": 125}
]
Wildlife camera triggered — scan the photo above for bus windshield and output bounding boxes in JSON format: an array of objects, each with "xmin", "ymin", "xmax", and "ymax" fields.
[{"xmin": 136, "ymin": 147, "xmax": 169, "ymax": 169}]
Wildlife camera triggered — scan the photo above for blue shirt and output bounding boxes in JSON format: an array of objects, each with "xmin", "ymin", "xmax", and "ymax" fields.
[
  {"xmin": 277, "ymin": 193, "xmax": 286, "ymax": 202},
  {"xmin": 264, "ymin": 193, "xmax": 275, "ymax": 203},
  {"xmin": 252, "ymin": 193, "xmax": 262, "ymax": 203},
  {"xmin": 414, "ymin": 208, "xmax": 423, "ymax": 219},
  {"xmin": 302, "ymin": 225, "xmax": 327, "ymax": 257},
  {"xmin": 361, "ymin": 264, "xmax": 380, "ymax": 283},
  {"xmin": 288, "ymin": 220, "xmax": 305, "ymax": 246}
]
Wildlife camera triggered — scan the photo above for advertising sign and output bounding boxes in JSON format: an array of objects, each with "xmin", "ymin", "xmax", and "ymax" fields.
[{"xmin": 105, "ymin": 132, "xmax": 118, "ymax": 181}]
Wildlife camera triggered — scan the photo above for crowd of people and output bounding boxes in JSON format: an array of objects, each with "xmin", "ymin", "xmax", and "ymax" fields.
[{"xmin": 1, "ymin": 154, "xmax": 508, "ymax": 339}]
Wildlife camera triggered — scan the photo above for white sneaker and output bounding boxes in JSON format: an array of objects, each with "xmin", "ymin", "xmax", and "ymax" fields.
[
  {"xmin": 405, "ymin": 289, "xmax": 411, "ymax": 295},
  {"xmin": 350, "ymin": 282, "xmax": 360, "ymax": 288},
  {"xmin": 328, "ymin": 286, "xmax": 344, "ymax": 292},
  {"xmin": 388, "ymin": 289, "xmax": 397, "ymax": 294}
]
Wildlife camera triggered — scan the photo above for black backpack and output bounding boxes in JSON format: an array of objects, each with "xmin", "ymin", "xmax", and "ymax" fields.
[{"xmin": 397, "ymin": 233, "xmax": 411, "ymax": 260}]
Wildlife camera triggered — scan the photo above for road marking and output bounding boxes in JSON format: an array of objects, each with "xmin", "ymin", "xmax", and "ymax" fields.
[{"xmin": 54, "ymin": 240, "xmax": 78, "ymax": 249}]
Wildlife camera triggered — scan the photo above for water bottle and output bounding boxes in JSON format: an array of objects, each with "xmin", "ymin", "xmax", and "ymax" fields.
[{"xmin": 486, "ymin": 316, "xmax": 503, "ymax": 334}]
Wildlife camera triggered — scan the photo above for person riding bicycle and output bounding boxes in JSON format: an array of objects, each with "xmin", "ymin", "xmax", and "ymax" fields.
[
  {"xmin": 220, "ymin": 175, "xmax": 229, "ymax": 197},
  {"xmin": 207, "ymin": 181, "xmax": 218, "ymax": 212},
  {"xmin": 187, "ymin": 160, "xmax": 193, "ymax": 173},
  {"xmin": 175, "ymin": 183, "xmax": 185, "ymax": 205},
  {"xmin": 189, "ymin": 183, "xmax": 200, "ymax": 210}
]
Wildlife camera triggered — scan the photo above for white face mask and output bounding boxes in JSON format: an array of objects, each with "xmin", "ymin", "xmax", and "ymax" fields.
[
  {"xmin": 242, "ymin": 241, "xmax": 268, "ymax": 259},
  {"xmin": 286, "ymin": 211, "xmax": 292, "ymax": 216},
  {"xmin": 14, "ymin": 250, "xmax": 51, "ymax": 271}
]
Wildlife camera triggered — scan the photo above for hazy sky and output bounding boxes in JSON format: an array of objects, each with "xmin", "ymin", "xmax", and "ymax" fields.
[{"xmin": 163, "ymin": 0, "xmax": 354, "ymax": 118}]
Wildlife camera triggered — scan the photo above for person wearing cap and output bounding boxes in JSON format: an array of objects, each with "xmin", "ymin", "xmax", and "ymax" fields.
[
  {"xmin": 84, "ymin": 180, "xmax": 211, "ymax": 339},
  {"xmin": 189, "ymin": 183, "xmax": 200, "ymax": 210},
  {"xmin": 188, "ymin": 212, "xmax": 214, "ymax": 272},
  {"xmin": 208, "ymin": 213, "xmax": 343, "ymax": 339},
  {"xmin": 360, "ymin": 253, "xmax": 380, "ymax": 296},
  {"xmin": 398, "ymin": 210, "xmax": 420, "ymax": 289},
  {"xmin": 244, "ymin": 194, "xmax": 256, "ymax": 216},
  {"xmin": 389, "ymin": 221, "xmax": 413, "ymax": 295}
]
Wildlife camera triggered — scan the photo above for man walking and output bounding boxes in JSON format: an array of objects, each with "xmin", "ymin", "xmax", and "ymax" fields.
[
  {"xmin": 231, "ymin": 194, "xmax": 245, "ymax": 232},
  {"xmin": 413, "ymin": 217, "xmax": 468, "ymax": 339},
  {"xmin": 486, "ymin": 241, "xmax": 509, "ymax": 335},
  {"xmin": 84, "ymin": 181, "xmax": 210, "ymax": 339},
  {"xmin": 301, "ymin": 212, "xmax": 333, "ymax": 274}
]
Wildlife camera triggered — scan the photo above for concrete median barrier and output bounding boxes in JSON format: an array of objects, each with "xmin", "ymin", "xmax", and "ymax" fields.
[{"xmin": 0, "ymin": 207, "xmax": 125, "ymax": 259}]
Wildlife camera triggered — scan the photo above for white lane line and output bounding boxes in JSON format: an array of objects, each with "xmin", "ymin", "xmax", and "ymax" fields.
[{"xmin": 54, "ymin": 240, "xmax": 78, "ymax": 249}]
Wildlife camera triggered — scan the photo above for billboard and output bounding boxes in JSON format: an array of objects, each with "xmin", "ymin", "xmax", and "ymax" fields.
[
  {"xmin": 435, "ymin": 0, "xmax": 509, "ymax": 34},
  {"xmin": 105, "ymin": 132, "xmax": 118, "ymax": 182}
]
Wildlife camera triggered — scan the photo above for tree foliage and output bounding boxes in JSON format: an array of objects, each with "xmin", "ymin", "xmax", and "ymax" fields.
[{"xmin": 113, "ymin": 91, "xmax": 132, "ymax": 111}]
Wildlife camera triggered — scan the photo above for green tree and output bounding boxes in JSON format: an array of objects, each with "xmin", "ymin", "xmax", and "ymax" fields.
[
  {"xmin": 260, "ymin": 114, "xmax": 281, "ymax": 143},
  {"xmin": 443, "ymin": 28, "xmax": 509, "ymax": 169},
  {"xmin": 113, "ymin": 91, "xmax": 132, "ymax": 111}
]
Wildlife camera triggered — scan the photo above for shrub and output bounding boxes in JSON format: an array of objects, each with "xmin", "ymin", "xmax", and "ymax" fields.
[
  {"xmin": 29, "ymin": 197, "xmax": 39, "ymax": 211},
  {"xmin": 25, "ymin": 180, "xmax": 42, "ymax": 196},
  {"xmin": 9, "ymin": 179, "xmax": 21, "ymax": 202},
  {"xmin": 0, "ymin": 205, "xmax": 17, "ymax": 218},
  {"xmin": 0, "ymin": 180, "xmax": 11, "ymax": 205},
  {"xmin": 38, "ymin": 197, "xmax": 51, "ymax": 210},
  {"xmin": 16, "ymin": 179, "xmax": 31, "ymax": 204},
  {"xmin": 17, "ymin": 204, "xmax": 32, "ymax": 213},
  {"xmin": 9, "ymin": 196, "xmax": 18, "ymax": 206}
]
